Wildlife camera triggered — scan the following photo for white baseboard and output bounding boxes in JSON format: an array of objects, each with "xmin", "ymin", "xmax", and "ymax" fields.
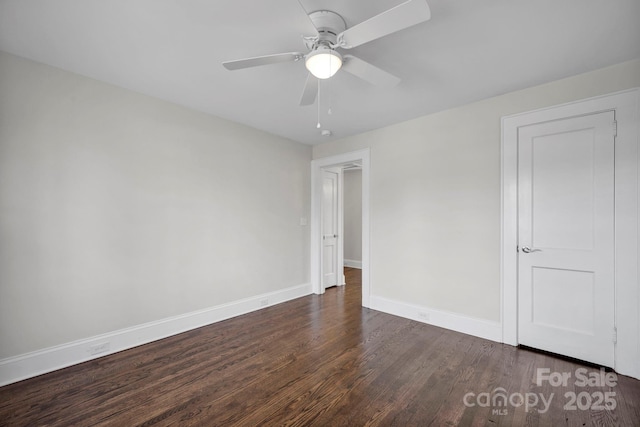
[
  {"xmin": 369, "ymin": 295, "xmax": 502, "ymax": 343},
  {"xmin": 0, "ymin": 283, "xmax": 311, "ymax": 386},
  {"xmin": 344, "ymin": 259, "xmax": 362, "ymax": 269}
]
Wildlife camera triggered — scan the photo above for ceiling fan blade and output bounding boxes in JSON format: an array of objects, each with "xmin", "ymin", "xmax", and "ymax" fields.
[
  {"xmin": 341, "ymin": 55, "xmax": 401, "ymax": 87},
  {"xmin": 299, "ymin": 73, "xmax": 318, "ymax": 106},
  {"xmin": 338, "ymin": 0, "xmax": 431, "ymax": 49},
  {"xmin": 223, "ymin": 52, "xmax": 304, "ymax": 70}
]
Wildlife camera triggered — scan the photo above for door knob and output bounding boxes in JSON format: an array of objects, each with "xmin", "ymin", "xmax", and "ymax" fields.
[{"xmin": 522, "ymin": 246, "xmax": 541, "ymax": 253}]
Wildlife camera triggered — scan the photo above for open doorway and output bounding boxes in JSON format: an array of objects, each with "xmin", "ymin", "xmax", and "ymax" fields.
[
  {"xmin": 311, "ymin": 148, "xmax": 370, "ymax": 307},
  {"xmin": 342, "ymin": 163, "xmax": 362, "ymax": 271}
]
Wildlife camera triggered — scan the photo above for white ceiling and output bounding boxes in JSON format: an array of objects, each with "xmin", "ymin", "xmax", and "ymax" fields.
[{"xmin": 1, "ymin": 0, "xmax": 638, "ymax": 145}]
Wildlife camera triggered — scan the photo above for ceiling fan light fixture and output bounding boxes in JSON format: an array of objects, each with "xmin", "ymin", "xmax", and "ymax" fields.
[{"xmin": 305, "ymin": 48, "xmax": 342, "ymax": 79}]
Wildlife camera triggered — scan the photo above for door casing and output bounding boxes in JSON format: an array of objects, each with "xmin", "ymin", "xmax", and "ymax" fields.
[{"xmin": 501, "ymin": 88, "xmax": 640, "ymax": 379}]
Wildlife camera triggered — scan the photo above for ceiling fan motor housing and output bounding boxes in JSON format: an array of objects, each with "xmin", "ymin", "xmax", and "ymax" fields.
[{"xmin": 308, "ymin": 10, "xmax": 346, "ymax": 47}]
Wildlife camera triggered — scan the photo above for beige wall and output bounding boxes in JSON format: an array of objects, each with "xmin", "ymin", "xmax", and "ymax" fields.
[
  {"xmin": 0, "ymin": 52, "xmax": 311, "ymax": 358},
  {"xmin": 313, "ymin": 59, "xmax": 640, "ymax": 322},
  {"xmin": 343, "ymin": 169, "xmax": 362, "ymax": 263}
]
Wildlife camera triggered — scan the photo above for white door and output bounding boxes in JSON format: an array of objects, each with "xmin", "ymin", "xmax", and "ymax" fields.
[
  {"xmin": 517, "ymin": 111, "xmax": 615, "ymax": 367},
  {"xmin": 322, "ymin": 169, "xmax": 339, "ymax": 288}
]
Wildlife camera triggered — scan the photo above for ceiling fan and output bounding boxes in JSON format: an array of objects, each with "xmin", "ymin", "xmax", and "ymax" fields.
[{"xmin": 222, "ymin": 0, "xmax": 431, "ymax": 106}]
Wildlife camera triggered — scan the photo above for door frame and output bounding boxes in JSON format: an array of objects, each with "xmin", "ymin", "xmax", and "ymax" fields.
[
  {"xmin": 311, "ymin": 148, "xmax": 370, "ymax": 307},
  {"xmin": 501, "ymin": 88, "xmax": 640, "ymax": 378}
]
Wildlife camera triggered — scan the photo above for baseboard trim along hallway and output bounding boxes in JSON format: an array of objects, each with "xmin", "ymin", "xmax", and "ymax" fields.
[{"xmin": 343, "ymin": 259, "xmax": 362, "ymax": 269}]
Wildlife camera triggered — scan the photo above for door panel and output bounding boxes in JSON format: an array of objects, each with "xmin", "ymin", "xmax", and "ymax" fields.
[
  {"xmin": 322, "ymin": 169, "xmax": 339, "ymax": 288},
  {"xmin": 531, "ymin": 267, "xmax": 595, "ymax": 335},
  {"xmin": 531, "ymin": 129, "xmax": 594, "ymax": 250},
  {"xmin": 517, "ymin": 111, "xmax": 615, "ymax": 367}
]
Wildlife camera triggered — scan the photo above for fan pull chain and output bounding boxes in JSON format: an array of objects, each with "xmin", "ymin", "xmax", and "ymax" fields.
[
  {"xmin": 327, "ymin": 70, "xmax": 332, "ymax": 116},
  {"xmin": 316, "ymin": 78, "xmax": 321, "ymax": 129}
]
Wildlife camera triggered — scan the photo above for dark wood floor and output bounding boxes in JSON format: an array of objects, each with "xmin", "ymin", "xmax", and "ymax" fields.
[{"xmin": 1, "ymin": 268, "xmax": 639, "ymax": 426}]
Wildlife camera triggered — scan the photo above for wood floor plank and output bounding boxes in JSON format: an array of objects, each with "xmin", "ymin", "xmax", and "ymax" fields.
[{"xmin": 1, "ymin": 268, "xmax": 639, "ymax": 426}]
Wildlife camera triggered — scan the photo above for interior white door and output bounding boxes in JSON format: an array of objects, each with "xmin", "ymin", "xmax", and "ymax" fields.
[
  {"xmin": 517, "ymin": 111, "xmax": 616, "ymax": 367},
  {"xmin": 322, "ymin": 169, "xmax": 339, "ymax": 288}
]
